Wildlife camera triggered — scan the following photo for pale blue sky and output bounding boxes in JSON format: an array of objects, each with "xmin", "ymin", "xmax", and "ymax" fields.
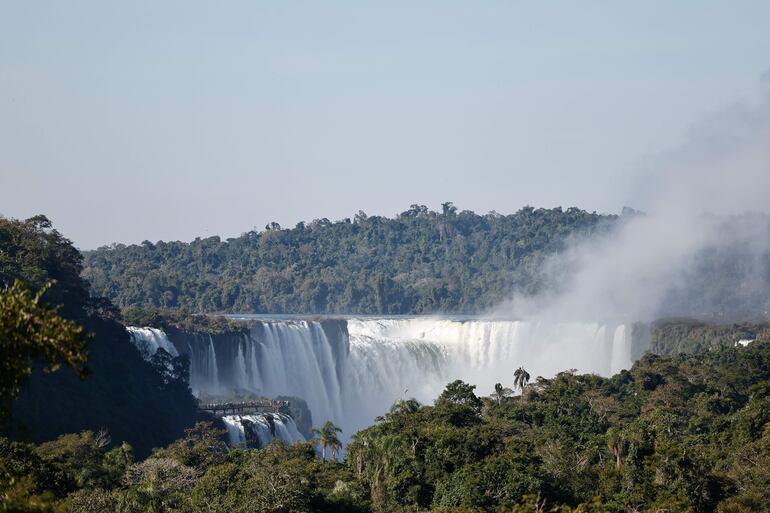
[{"xmin": 1, "ymin": 1, "xmax": 769, "ymax": 248}]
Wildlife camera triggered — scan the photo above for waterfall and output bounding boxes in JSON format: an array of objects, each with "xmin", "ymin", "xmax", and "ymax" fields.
[
  {"xmin": 339, "ymin": 318, "xmax": 634, "ymax": 434},
  {"xmin": 155, "ymin": 317, "xmax": 637, "ymax": 442},
  {"xmin": 206, "ymin": 335, "xmax": 219, "ymax": 392},
  {"xmin": 222, "ymin": 413, "xmax": 305, "ymax": 447},
  {"xmin": 127, "ymin": 327, "xmax": 179, "ymax": 359}
]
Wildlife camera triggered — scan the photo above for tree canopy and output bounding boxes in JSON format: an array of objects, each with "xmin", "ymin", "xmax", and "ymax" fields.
[{"xmin": 82, "ymin": 205, "xmax": 613, "ymax": 314}]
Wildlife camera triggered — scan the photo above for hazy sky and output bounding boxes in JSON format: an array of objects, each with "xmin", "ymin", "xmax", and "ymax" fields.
[{"xmin": 2, "ymin": 1, "xmax": 769, "ymax": 249}]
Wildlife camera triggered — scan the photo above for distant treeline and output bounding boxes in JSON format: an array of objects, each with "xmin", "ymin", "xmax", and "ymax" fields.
[
  {"xmin": 83, "ymin": 205, "xmax": 615, "ymax": 314},
  {"xmin": 83, "ymin": 205, "xmax": 770, "ymax": 320}
]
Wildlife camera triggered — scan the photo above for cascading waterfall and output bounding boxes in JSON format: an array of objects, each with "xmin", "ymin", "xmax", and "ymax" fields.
[
  {"xmin": 151, "ymin": 317, "xmax": 638, "ymax": 443},
  {"xmin": 341, "ymin": 319, "xmax": 633, "ymax": 435},
  {"xmin": 222, "ymin": 413, "xmax": 305, "ymax": 447},
  {"xmin": 127, "ymin": 326, "xmax": 310, "ymax": 447},
  {"xmin": 127, "ymin": 327, "xmax": 179, "ymax": 359}
]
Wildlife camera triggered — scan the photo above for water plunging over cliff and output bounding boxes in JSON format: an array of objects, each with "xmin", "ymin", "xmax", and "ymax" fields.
[
  {"xmin": 129, "ymin": 318, "xmax": 642, "ymax": 442},
  {"xmin": 127, "ymin": 327, "xmax": 179, "ymax": 359},
  {"xmin": 222, "ymin": 412, "xmax": 305, "ymax": 448}
]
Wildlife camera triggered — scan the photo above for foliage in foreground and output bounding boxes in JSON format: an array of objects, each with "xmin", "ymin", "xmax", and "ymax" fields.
[
  {"xmin": 349, "ymin": 341, "xmax": 770, "ymax": 512},
  {"xmin": 0, "ymin": 280, "xmax": 88, "ymax": 419},
  {"xmin": 0, "ymin": 216, "xmax": 200, "ymax": 457},
  {"xmin": 3, "ymin": 341, "xmax": 770, "ymax": 512}
]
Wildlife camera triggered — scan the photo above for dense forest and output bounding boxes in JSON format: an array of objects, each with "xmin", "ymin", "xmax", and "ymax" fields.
[
  {"xmin": 82, "ymin": 205, "xmax": 616, "ymax": 314},
  {"xmin": 2, "ymin": 337, "xmax": 769, "ymax": 512},
  {"xmin": 0, "ymin": 216, "xmax": 200, "ymax": 457},
  {"xmin": 82, "ymin": 205, "xmax": 770, "ymax": 320}
]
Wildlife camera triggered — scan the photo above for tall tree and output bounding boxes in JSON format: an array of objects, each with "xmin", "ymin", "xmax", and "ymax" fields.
[
  {"xmin": 312, "ymin": 421, "xmax": 343, "ymax": 461},
  {"xmin": 514, "ymin": 367, "xmax": 530, "ymax": 399},
  {"xmin": 491, "ymin": 382, "xmax": 513, "ymax": 405}
]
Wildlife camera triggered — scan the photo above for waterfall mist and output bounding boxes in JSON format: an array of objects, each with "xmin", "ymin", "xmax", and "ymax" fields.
[{"xmin": 497, "ymin": 76, "xmax": 770, "ymax": 324}]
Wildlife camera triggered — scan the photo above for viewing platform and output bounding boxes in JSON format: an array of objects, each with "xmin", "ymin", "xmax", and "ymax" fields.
[{"xmin": 198, "ymin": 399, "xmax": 290, "ymax": 416}]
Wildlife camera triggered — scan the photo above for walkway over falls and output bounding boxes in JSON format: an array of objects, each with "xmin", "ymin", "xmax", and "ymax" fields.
[{"xmin": 198, "ymin": 400, "xmax": 289, "ymax": 416}]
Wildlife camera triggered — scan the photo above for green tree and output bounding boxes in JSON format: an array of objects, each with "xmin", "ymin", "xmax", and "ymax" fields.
[
  {"xmin": 0, "ymin": 280, "xmax": 89, "ymax": 419},
  {"xmin": 491, "ymin": 383, "xmax": 513, "ymax": 405},
  {"xmin": 163, "ymin": 422, "xmax": 228, "ymax": 471},
  {"xmin": 514, "ymin": 367, "xmax": 530, "ymax": 398},
  {"xmin": 312, "ymin": 421, "xmax": 343, "ymax": 461},
  {"xmin": 436, "ymin": 380, "xmax": 483, "ymax": 412},
  {"xmin": 35, "ymin": 431, "xmax": 112, "ymax": 494},
  {"xmin": 435, "ymin": 380, "xmax": 483, "ymax": 426},
  {"xmin": 389, "ymin": 398, "xmax": 421, "ymax": 415},
  {"xmin": 102, "ymin": 442, "xmax": 134, "ymax": 485},
  {"xmin": 81, "ymin": 206, "xmax": 616, "ymax": 315}
]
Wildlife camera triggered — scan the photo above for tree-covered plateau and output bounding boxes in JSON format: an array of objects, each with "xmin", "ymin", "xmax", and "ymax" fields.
[
  {"xmin": 81, "ymin": 205, "xmax": 770, "ymax": 320},
  {"xmin": 82, "ymin": 205, "xmax": 614, "ymax": 314}
]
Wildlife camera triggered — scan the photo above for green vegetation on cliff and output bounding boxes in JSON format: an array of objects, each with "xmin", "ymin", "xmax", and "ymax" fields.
[
  {"xmin": 83, "ymin": 205, "xmax": 614, "ymax": 314},
  {"xmin": 651, "ymin": 318, "xmax": 770, "ymax": 354},
  {"xmin": 120, "ymin": 306, "xmax": 248, "ymax": 335},
  {"xmin": 0, "ymin": 216, "xmax": 200, "ymax": 457}
]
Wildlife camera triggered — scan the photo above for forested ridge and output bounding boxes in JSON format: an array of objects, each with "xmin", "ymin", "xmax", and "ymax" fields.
[{"xmin": 82, "ymin": 205, "xmax": 615, "ymax": 314}]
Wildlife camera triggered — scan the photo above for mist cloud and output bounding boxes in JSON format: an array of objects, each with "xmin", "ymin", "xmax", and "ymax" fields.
[{"xmin": 502, "ymin": 75, "xmax": 770, "ymax": 323}]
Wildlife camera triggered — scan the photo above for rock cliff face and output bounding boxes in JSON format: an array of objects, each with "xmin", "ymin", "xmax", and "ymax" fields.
[{"xmin": 9, "ymin": 317, "xmax": 201, "ymax": 458}]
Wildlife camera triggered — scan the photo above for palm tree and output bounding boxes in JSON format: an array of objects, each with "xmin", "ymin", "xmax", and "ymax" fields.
[
  {"xmin": 312, "ymin": 420, "xmax": 343, "ymax": 461},
  {"xmin": 328, "ymin": 432, "xmax": 343, "ymax": 461},
  {"xmin": 514, "ymin": 367, "xmax": 530, "ymax": 399},
  {"xmin": 491, "ymin": 383, "xmax": 513, "ymax": 405}
]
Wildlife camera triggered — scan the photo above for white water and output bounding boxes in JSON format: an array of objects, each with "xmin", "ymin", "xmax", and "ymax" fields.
[
  {"xmin": 168, "ymin": 318, "xmax": 634, "ymax": 442},
  {"xmin": 222, "ymin": 412, "xmax": 305, "ymax": 447},
  {"xmin": 343, "ymin": 319, "xmax": 631, "ymax": 435},
  {"xmin": 127, "ymin": 327, "xmax": 179, "ymax": 359}
]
